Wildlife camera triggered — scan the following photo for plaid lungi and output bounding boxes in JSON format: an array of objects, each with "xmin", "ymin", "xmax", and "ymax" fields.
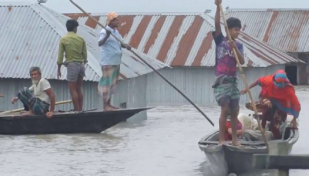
[
  {"xmin": 17, "ymin": 87, "xmax": 50, "ymax": 115},
  {"xmin": 98, "ymin": 65, "xmax": 120, "ymax": 102},
  {"xmin": 212, "ymin": 75, "xmax": 240, "ymax": 108}
]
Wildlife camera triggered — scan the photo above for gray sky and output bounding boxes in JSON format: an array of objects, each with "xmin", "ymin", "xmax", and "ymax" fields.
[{"xmin": 4, "ymin": 0, "xmax": 308, "ymax": 15}]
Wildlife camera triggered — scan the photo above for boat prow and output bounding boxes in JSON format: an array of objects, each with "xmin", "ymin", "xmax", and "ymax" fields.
[{"xmin": 0, "ymin": 107, "xmax": 152, "ymax": 135}]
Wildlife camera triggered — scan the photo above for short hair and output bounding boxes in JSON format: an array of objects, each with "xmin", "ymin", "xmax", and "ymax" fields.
[
  {"xmin": 29, "ymin": 66, "xmax": 41, "ymax": 75},
  {"xmin": 226, "ymin": 17, "xmax": 242, "ymax": 29},
  {"xmin": 66, "ymin": 19, "xmax": 79, "ymax": 32}
]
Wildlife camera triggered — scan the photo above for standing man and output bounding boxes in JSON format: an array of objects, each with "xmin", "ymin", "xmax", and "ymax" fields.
[
  {"xmin": 98, "ymin": 12, "xmax": 131, "ymax": 111},
  {"xmin": 57, "ymin": 19, "xmax": 87, "ymax": 111},
  {"xmin": 213, "ymin": 0, "xmax": 245, "ymax": 146}
]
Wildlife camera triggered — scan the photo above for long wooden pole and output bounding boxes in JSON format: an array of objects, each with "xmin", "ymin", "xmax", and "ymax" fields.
[
  {"xmin": 218, "ymin": 4, "xmax": 269, "ymax": 152},
  {"xmin": 0, "ymin": 100, "xmax": 72, "ymax": 114},
  {"xmin": 69, "ymin": 0, "xmax": 214, "ymax": 126}
]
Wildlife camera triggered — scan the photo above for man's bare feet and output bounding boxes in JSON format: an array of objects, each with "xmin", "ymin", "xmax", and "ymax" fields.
[
  {"xmin": 219, "ymin": 140, "xmax": 226, "ymax": 145},
  {"xmin": 21, "ymin": 111, "xmax": 33, "ymax": 116},
  {"xmin": 104, "ymin": 105, "xmax": 116, "ymax": 111},
  {"xmin": 106, "ymin": 102, "xmax": 119, "ymax": 110},
  {"xmin": 110, "ymin": 105, "xmax": 119, "ymax": 109},
  {"xmin": 231, "ymin": 141, "xmax": 245, "ymax": 148}
]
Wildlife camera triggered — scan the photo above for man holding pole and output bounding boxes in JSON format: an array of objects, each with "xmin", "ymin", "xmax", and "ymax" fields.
[
  {"xmin": 67, "ymin": 0, "xmax": 215, "ymax": 126},
  {"xmin": 213, "ymin": 0, "xmax": 245, "ymax": 146},
  {"xmin": 97, "ymin": 12, "xmax": 131, "ymax": 111}
]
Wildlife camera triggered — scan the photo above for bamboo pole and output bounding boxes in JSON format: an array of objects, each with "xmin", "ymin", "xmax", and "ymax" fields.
[
  {"xmin": 218, "ymin": 4, "xmax": 269, "ymax": 152},
  {"xmin": 69, "ymin": 0, "xmax": 215, "ymax": 126}
]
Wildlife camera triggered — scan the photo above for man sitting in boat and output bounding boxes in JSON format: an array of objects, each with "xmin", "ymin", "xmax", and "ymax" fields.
[
  {"xmin": 225, "ymin": 114, "xmax": 243, "ymax": 140},
  {"xmin": 11, "ymin": 67, "xmax": 56, "ymax": 118},
  {"xmin": 241, "ymin": 70, "xmax": 300, "ymax": 139}
]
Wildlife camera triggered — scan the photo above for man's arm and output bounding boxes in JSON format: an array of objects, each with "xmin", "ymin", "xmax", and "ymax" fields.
[
  {"xmin": 57, "ymin": 39, "xmax": 64, "ymax": 78},
  {"xmin": 240, "ymin": 79, "xmax": 259, "ymax": 95},
  {"xmin": 98, "ymin": 30, "xmax": 110, "ymax": 46},
  {"xmin": 42, "ymin": 80, "xmax": 55, "ymax": 113},
  {"xmin": 82, "ymin": 40, "xmax": 88, "ymax": 64},
  {"xmin": 44, "ymin": 88, "xmax": 55, "ymax": 113},
  {"xmin": 234, "ymin": 44, "xmax": 245, "ymax": 65},
  {"xmin": 229, "ymin": 41, "xmax": 245, "ymax": 65},
  {"xmin": 121, "ymin": 43, "xmax": 125, "ymax": 48},
  {"xmin": 57, "ymin": 38, "xmax": 64, "ymax": 66},
  {"xmin": 121, "ymin": 43, "xmax": 131, "ymax": 50},
  {"xmin": 214, "ymin": 0, "xmax": 222, "ymax": 37},
  {"xmin": 212, "ymin": 0, "xmax": 224, "ymax": 46},
  {"xmin": 29, "ymin": 85, "xmax": 34, "ymax": 92}
]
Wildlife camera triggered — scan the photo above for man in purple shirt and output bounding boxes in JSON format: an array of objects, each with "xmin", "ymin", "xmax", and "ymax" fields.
[{"xmin": 212, "ymin": 0, "xmax": 245, "ymax": 146}]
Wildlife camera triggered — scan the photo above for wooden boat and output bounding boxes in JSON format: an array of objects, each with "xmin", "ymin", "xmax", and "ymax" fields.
[
  {"xmin": 0, "ymin": 107, "xmax": 151, "ymax": 135},
  {"xmin": 198, "ymin": 102, "xmax": 299, "ymax": 175},
  {"xmin": 198, "ymin": 127, "xmax": 298, "ymax": 175}
]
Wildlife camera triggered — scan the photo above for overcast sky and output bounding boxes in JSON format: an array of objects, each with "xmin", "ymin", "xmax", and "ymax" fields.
[{"xmin": 3, "ymin": 0, "xmax": 308, "ymax": 15}]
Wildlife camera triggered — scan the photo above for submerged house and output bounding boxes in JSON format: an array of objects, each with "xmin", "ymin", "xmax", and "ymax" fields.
[
  {"xmin": 0, "ymin": 2, "xmax": 166, "ymax": 120},
  {"xmin": 66, "ymin": 12, "xmax": 302, "ymax": 106},
  {"xmin": 226, "ymin": 9, "xmax": 309, "ymax": 85}
]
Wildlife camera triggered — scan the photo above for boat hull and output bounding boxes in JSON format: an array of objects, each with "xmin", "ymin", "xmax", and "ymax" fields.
[
  {"xmin": 0, "ymin": 108, "xmax": 150, "ymax": 135},
  {"xmin": 198, "ymin": 129, "xmax": 299, "ymax": 175}
]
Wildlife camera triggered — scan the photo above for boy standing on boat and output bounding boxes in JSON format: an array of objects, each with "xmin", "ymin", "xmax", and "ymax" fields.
[
  {"xmin": 213, "ymin": 0, "xmax": 245, "ymax": 146},
  {"xmin": 57, "ymin": 19, "xmax": 87, "ymax": 112},
  {"xmin": 11, "ymin": 67, "xmax": 56, "ymax": 118}
]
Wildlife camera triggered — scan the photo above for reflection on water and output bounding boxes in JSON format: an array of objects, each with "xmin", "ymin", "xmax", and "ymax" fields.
[{"xmin": 0, "ymin": 88, "xmax": 309, "ymax": 176}]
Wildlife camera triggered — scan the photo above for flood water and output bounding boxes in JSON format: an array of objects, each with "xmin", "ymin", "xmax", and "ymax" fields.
[{"xmin": 0, "ymin": 87, "xmax": 308, "ymax": 176}]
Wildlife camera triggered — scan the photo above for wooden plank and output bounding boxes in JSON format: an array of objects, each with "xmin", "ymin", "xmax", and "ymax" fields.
[{"xmin": 253, "ymin": 154, "xmax": 309, "ymax": 170}]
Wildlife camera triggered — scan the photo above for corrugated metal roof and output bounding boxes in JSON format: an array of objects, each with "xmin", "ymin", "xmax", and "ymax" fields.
[
  {"xmin": 64, "ymin": 12, "xmax": 302, "ymax": 67},
  {"xmin": 0, "ymin": 2, "xmax": 167, "ymax": 81},
  {"xmin": 44, "ymin": 7, "xmax": 168, "ymax": 80},
  {"xmin": 226, "ymin": 9, "xmax": 309, "ymax": 53},
  {"xmin": 0, "ymin": 3, "xmax": 100, "ymax": 81}
]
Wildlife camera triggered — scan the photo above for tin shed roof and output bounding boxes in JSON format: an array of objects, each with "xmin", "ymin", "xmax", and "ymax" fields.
[
  {"xmin": 65, "ymin": 12, "xmax": 302, "ymax": 67},
  {"xmin": 0, "ymin": 2, "xmax": 167, "ymax": 81},
  {"xmin": 226, "ymin": 8, "xmax": 309, "ymax": 53}
]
